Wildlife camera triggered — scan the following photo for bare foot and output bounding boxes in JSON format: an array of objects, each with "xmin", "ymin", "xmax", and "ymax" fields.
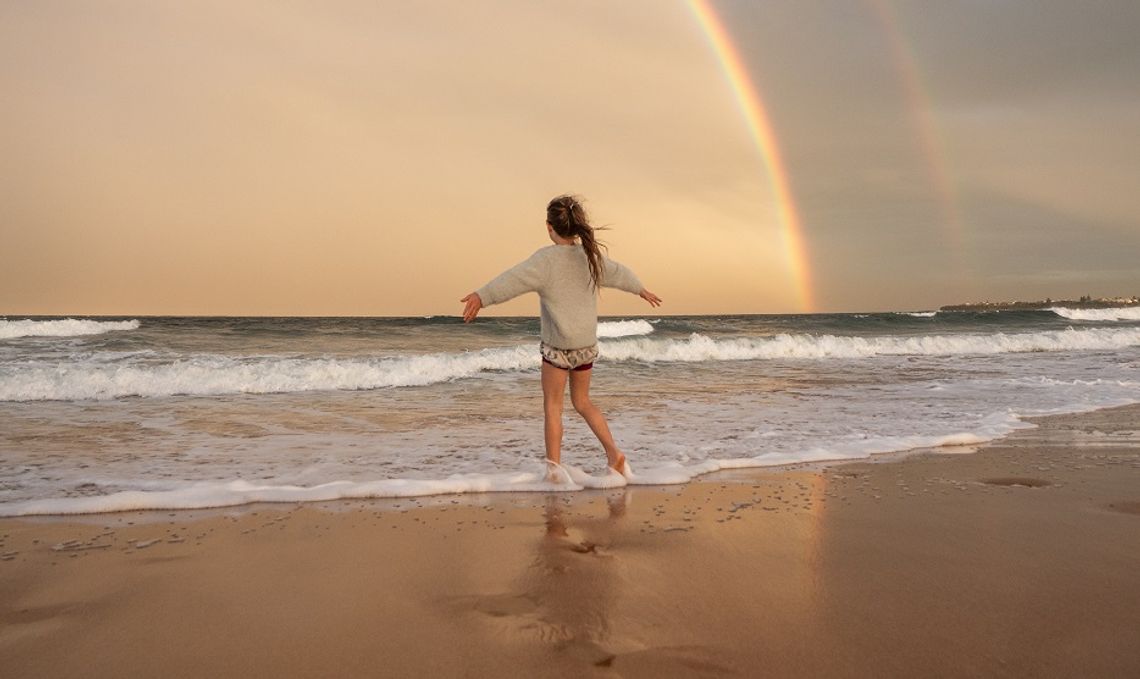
[
  {"xmin": 546, "ymin": 459, "xmax": 571, "ymax": 484},
  {"xmin": 608, "ymin": 452, "xmax": 630, "ymax": 477}
]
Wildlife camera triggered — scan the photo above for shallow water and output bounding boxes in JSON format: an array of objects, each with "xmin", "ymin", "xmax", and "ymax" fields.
[{"xmin": 1, "ymin": 309, "xmax": 1138, "ymax": 514}]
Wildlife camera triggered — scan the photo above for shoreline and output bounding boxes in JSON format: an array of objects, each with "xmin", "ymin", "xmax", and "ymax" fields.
[
  {"xmin": 5, "ymin": 398, "xmax": 1137, "ymax": 519},
  {"xmin": 2, "ymin": 403, "xmax": 1138, "ymax": 677}
]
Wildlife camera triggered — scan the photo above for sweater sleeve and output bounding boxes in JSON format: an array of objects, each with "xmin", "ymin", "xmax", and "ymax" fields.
[
  {"xmin": 599, "ymin": 257, "xmax": 644, "ymax": 295},
  {"xmin": 475, "ymin": 249, "xmax": 548, "ymax": 306}
]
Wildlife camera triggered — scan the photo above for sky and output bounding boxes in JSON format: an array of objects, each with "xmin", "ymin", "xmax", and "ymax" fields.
[{"xmin": 1, "ymin": 0, "xmax": 1137, "ymax": 316}]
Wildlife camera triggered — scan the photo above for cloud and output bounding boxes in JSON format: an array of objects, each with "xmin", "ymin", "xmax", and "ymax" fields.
[{"xmin": 885, "ymin": 0, "xmax": 1140, "ymax": 106}]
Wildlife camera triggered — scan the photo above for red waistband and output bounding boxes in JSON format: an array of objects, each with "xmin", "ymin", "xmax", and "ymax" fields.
[{"xmin": 542, "ymin": 357, "xmax": 593, "ymax": 372}]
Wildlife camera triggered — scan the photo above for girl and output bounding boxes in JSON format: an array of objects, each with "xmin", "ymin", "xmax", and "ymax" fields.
[{"xmin": 461, "ymin": 195, "xmax": 662, "ymax": 483}]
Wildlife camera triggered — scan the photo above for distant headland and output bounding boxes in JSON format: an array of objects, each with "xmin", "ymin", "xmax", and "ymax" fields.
[{"xmin": 940, "ymin": 295, "xmax": 1140, "ymax": 312}]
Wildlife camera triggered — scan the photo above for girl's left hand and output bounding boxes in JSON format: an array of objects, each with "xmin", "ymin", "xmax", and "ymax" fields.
[
  {"xmin": 460, "ymin": 292, "xmax": 483, "ymax": 322},
  {"xmin": 639, "ymin": 289, "xmax": 662, "ymax": 307}
]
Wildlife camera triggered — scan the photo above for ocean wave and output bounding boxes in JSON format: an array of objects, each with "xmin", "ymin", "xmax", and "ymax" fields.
[
  {"xmin": 0, "ymin": 318, "xmax": 140, "ymax": 339},
  {"xmin": 0, "ymin": 345, "xmax": 538, "ymax": 401},
  {"xmin": 600, "ymin": 327, "xmax": 1140, "ymax": 362},
  {"xmin": 596, "ymin": 319, "xmax": 654, "ymax": 337},
  {"xmin": 3, "ymin": 327, "xmax": 1138, "ymax": 401},
  {"xmin": 898, "ymin": 311, "xmax": 938, "ymax": 317},
  {"xmin": 1049, "ymin": 306, "xmax": 1140, "ymax": 322}
]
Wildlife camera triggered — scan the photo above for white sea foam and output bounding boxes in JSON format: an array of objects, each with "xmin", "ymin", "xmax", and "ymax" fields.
[
  {"xmin": 900, "ymin": 311, "xmax": 938, "ymax": 317},
  {"xmin": 596, "ymin": 319, "xmax": 654, "ymax": 337},
  {"xmin": 0, "ymin": 472, "xmax": 576, "ymax": 516},
  {"xmin": 3, "ymin": 327, "xmax": 1139, "ymax": 401},
  {"xmin": 600, "ymin": 327, "xmax": 1140, "ymax": 363},
  {"xmin": 0, "ymin": 345, "xmax": 538, "ymax": 401},
  {"xmin": 0, "ymin": 318, "xmax": 140, "ymax": 339},
  {"xmin": 1049, "ymin": 306, "xmax": 1140, "ymax": 322},
  {"xmin": 0, "ymin": 411, "xmax": 1042, "ymax": 516}
]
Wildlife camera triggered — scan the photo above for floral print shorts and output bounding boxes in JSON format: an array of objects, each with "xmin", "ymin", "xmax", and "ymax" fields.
[{"xmin": 540, "ymin": 342, "xmax": 598, "ymax": 371}]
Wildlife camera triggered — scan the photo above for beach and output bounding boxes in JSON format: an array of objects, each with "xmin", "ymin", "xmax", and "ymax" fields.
[
  {"xmin": 5, "ymin": 0, "xmax": 1139, "ymax": 674},
  {"xmin": 2, "ymin": 403, "xmax": 1137, "ymax": 678}
]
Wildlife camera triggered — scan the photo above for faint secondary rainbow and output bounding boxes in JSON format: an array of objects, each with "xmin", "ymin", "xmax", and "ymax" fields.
[
  {"xmin": 688, "ymin": 0, "xmax": 815, "ymax": 312},
  {"xmin": 865, "ymin": 0, "xmax": 968, "ymax": 263}
]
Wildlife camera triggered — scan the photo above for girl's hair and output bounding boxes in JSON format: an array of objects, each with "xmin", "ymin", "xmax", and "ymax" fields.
[{"xmin": 547, "ymin": 194, "xmax": 607, "ymax": 289}]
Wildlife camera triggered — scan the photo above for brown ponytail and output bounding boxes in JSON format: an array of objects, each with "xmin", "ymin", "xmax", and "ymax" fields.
[{"xmin": 547, "ymin": 194, "xmax": 608, "ymax": 290}]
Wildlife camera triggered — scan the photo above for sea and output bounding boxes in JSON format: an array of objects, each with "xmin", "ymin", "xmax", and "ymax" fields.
[{"xmin": 2, "ymin": 307, "xmax": 1139, "ymax": 516}]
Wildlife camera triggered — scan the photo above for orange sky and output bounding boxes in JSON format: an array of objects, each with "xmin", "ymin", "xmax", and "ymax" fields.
[
  {"xmin": 0, "ymin": 1, "xmax": 797, "ymax": 317},
  {"xmin": 2, "ymin": 1, "xmax": 1137, "ymax": 316}
]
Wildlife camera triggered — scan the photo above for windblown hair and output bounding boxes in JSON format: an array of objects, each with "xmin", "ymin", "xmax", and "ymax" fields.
[{"xmin": 547, "ymin": 194, "xmax": 607, "ymax": 290}]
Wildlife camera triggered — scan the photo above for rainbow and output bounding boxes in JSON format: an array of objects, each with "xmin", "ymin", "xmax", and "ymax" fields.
[
  {"xmin": 864, "ymin": 0, "xmax": 968, "ymax": 265},
  {"xmin": 688, "ymin": 0, "xmax": 815, "ymax": 313}
]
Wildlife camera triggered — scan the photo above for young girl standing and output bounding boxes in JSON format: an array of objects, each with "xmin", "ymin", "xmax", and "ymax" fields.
[{"xmin": 461, "ymin": 195, "xmax": 661, "ymax": 483}]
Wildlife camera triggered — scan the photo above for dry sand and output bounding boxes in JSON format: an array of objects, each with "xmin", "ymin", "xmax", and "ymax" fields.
[{"xmin": 2, "ymin": 404, "xmax": 1138, "ymax": 678}]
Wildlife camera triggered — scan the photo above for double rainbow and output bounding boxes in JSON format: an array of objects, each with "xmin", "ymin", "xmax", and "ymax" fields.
[{"xmin": 690, "ymin": 1, "xmax": 965, "ymax": 312}]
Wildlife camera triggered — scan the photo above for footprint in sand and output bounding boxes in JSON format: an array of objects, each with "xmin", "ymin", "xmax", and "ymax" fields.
[
  {"xmin": 980, "ymin": 477, "xmax": 1052, "ymax": 488},
  {"xmin": 1107, "ymin": 501, "xmax": 1140, "ymax": 515},
  {"xmin": 456, "ymin": 593, "xmax": 540, "ymax": 619}
]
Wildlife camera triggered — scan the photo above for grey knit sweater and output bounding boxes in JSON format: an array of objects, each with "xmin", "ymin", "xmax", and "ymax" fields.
[{"xmin": 475, "ymin": 244, "xmax": 644, "ymax": 349}]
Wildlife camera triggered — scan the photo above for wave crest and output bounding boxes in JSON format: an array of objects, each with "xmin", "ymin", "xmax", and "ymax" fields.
[
  {"xmin": 0, "ymin": 345, "xmax": 537, "ymax": 401},
  {"xmin": 0, "ymin": 318, "xmax": 140, "ymax": 339},
  {"xmin": 601, "ymin": 327, "xmax": 1140, "ymax": 362},
  {"xmin": 1049, "ymin": 306, "xmax": 1140, "ymax": 322},
  {"xmin": 596, "ymin": 319, "xmax": 654, "ymax": 337},
  {"xmin": 3, "ymin": 327, "xmax": 1137, "ymax": 401}
]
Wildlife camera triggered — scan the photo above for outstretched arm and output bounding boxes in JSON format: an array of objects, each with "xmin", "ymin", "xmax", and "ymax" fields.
[
  {"xmin": 601, "ymin": 257, "xmax": 662, "ymax": 307},
  {"xmin": 461, "ymin": 250, "xmax": 548, "ymax": 323}
]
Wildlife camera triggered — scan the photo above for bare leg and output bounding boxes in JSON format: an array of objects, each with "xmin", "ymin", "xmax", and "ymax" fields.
[
  {"xmin": 542, "ymin": 362, "xmax": 569, "ymax": 465},
  {"xmin": 569, "ymin": 368, "xmax": 625, "ymax": 470}
]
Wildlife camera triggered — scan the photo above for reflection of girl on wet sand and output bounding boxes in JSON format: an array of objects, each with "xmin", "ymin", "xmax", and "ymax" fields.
[
  {"xmin": 516, "ymin": 492, "xmax": 631, "ymax": 664},
  {"xmin": 543, "ymin": 491, "xmax": 628, "ymax": 548}
]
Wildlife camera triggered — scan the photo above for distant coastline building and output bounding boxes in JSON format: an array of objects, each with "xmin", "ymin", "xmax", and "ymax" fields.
[{"xmin": 939, "ymin": 295, "xmax": 1140, "ymax": 312}]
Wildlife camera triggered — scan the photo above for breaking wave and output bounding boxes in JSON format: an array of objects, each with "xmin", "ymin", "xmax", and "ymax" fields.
[
  {"xmin": 600, "ymin": 327, "xmax": 1140, "ymax": 362},
  {"xmin": 1049, "ymin": 306, "xmax": 1140, "ymax": 322},
  {"xmin": 0, "ymin": 345, "xmax": 537, "ymax": 401},
  {"xmin": 597, "ymin": 319, "xmax": 654, "ymax": 337},
  {"xmin": 0, "ymin": 318, "xmax": 140, "ymax": 339},
  {"xmin": 2, "ymin": 327, "xmax": 1138, "ymax": 401}
]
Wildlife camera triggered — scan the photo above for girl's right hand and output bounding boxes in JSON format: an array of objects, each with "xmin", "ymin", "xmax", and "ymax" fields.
[
  {"xmin": 460, "ymin": 292, "xmax": 483, "ymax": 322},
  {"xmin": 639, "ymin": 289, "xmax": 662, "ymax": 307}
]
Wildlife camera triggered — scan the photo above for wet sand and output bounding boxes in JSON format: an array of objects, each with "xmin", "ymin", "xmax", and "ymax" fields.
[{"xmin": 2, "ymin": 404, "xmax": 1138, "ymax": 678}]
